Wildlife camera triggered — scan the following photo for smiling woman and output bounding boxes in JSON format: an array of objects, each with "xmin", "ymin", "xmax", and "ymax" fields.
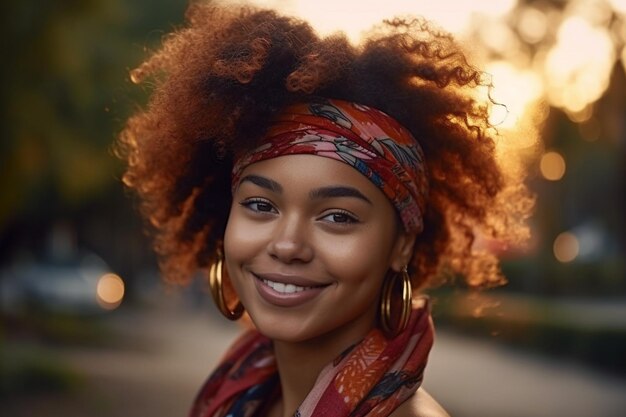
[
  {"xmin": 117, "ymin": 2, "xmax": 532, "ymax": 416},
  {"xmin": 227, "ymin": 154, "xmax": 407, "ymax": 343}
]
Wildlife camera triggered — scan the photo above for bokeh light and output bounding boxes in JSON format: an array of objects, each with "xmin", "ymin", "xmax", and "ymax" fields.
[
  {"xmin": 249, "ymin": 0, "xmax": 517, "ymax": 41},
  {"xmin": 248, "ymin": 0, "xmax": 626, "ymax": 137},
  {"xmin": 569, "ymin": 0, "xmax": 613, "ymax": 26},
  {"xmin": 553, "ymin": 232, "xmax": 580, "ymax": 263},
  {"xmin": 487, "ymin": 61, "xmax": 543, "ymax": 129},
  {"xmin": 518, "ymin": 6, "xmax": 548, "ymax": 44},
  {"xmin": 97, "ymin": 273, "xmax": 125, "ymax": 309},
  {"xmin": 4, "ymin": 1, "xmax": 626, "ymax": 416},
  {"xmin": 608, "ymin": 0, "xmax": 626, "ymax": 14},
  {"xmin": 544, "ymin": 15, "xmax": 614, "ymax": 116},
  {"xmin": 540, "ymin": 151, "xmax": 566, "ymax": 181}
]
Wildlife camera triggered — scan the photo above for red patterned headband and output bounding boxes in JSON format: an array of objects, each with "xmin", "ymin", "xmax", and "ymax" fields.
[{"xmin": 232, "ymin": 99, "xmax": 429, "ymax": 233}]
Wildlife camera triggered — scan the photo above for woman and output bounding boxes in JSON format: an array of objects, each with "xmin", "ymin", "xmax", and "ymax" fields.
[{"xmin": 118, "ymin": 2, "xmax": 531, "ymax": 416}]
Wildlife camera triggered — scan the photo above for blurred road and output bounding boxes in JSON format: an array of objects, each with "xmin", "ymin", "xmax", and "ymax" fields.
[
  {"xmin": 425, "ymin": 332, "xmax": 626, "ymax": 417},
  {"xmin": 4, "ymin": 293, "xmax": 626, "ymax": 417}
]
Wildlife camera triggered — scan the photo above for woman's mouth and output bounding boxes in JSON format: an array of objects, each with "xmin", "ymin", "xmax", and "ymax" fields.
[
  {"xmin": 261, "ymin": 278, "xmax": 319, "ymax": 293},
  {"xmin": 252, "ymin": 273, "xmax": 330, "ymax": 307}
]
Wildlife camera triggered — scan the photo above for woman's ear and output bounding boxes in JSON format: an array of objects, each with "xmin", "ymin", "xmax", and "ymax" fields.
[{"xmin": 390, "ymin": 231, "xmax": 417, "ymax": 272}]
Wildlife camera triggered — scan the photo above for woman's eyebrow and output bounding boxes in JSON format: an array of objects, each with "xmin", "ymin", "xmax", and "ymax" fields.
[
  {"xmin": 239, "ymin": 174, "xmax": 283, "ymax": 193},
  {"xmin": 309, "ymin": 186, "xmax": 372, "ymax": 204}
]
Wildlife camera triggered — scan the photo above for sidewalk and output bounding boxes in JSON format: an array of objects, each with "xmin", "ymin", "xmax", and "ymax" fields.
[
  {"xmin": 425, "ymin": 331, "xmax": 626, "ymax": 417},
  {"xmin": 4, "ymin": 293, "xmax": 626, "ymax": 417}
]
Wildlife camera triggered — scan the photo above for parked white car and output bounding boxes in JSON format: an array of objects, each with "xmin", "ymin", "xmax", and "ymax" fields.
[{"xmin": 0, "ymin": 253, "xmax": 124, "ymax": 314}]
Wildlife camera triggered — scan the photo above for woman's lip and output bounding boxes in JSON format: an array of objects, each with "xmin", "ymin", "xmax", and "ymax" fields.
[{"xmin": 252, "ymin": 274, "xmax": 329, "ymax": 307}]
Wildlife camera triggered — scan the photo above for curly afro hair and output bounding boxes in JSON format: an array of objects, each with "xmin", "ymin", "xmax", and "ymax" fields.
[{"xmin": 117, "ymin": 2, "xmax": 533, "ymax": 289}]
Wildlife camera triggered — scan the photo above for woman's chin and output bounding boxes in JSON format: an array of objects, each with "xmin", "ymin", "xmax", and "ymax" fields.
[{"xmin": 247, "ymin": 312, "xmax": 320, "ymax": 344}]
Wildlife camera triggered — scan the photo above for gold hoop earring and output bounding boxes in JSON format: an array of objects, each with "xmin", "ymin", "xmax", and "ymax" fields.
[
  {"xmin": 209, "ymin": 252, "xmax": 244, "ymax": 321},
  {"xmin": 379, "ymin": 266, "xmax": 412, "ymax": 338}
]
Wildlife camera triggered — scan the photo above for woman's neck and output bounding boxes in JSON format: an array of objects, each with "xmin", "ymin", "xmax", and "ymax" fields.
[{"xmin": 269, "ymin": 310, "xmax": 377, "ymax": 417}]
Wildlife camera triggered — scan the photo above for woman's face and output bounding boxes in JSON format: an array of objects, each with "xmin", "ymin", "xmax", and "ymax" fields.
[{"xmin": 224, "ymin": 154, "xmax": 415, "ymax": 344}]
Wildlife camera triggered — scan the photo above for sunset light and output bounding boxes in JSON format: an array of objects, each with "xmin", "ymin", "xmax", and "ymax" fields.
[
  {"xmin": 248, "ymin": 0, "xmax": 517, "ymax": 41},
  {"xmin": 5, "ymin": 0, "xmax": 626, "ymax": 415},
  {"xmin": 544, "ymin": 16, "xmax": 614, "ymax": 116},
  {"xmin": 487, "ymin": 61, "xmax": 543, "ymax": 130},
  {"xmin": 517, "ymin": 6, "xmax": 548, "ymax": 44},
  {"xmin": 245, "ymin": 0, "xmax": 626, "ymax": 132},
  {"xmin": 608, "ymin": 0, "xmax": 626, "ymax": 14}
]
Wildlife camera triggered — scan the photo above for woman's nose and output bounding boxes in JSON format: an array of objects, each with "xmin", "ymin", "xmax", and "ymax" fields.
[{"xmin": 267, "ymin": 214, "xmax": 313, "ymax": 264}]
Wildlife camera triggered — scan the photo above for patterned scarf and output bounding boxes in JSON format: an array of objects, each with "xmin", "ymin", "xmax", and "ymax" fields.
[
  {"xmin": 190, "ymin": 302, "xmax": 434, "ymax": 417},
  {"xmin": 232, "ymin": 99, "xmax": 429, "ymax": 233}
]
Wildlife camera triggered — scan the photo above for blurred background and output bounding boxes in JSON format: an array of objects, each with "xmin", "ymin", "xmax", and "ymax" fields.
[{"xmin": 1, "ymin": 0, "xmax": 625, "ymax": 416}]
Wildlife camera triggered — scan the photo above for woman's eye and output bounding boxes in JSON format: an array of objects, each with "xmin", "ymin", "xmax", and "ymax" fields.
[
  {"xmin": 321, "ymin": 211, "xmax": 358, "ymax": 224},
  {"xmin": 241, "ymin": 199, "xmax": 276, "ymax": 213}
]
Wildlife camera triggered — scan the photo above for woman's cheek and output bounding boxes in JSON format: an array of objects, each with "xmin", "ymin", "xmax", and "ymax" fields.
[
  {"xmin": 225, "ymin": 210, "xmax": 266, "ymax": 258},
  {"xmin": 317, "ymin": 234, "xmax": 371, "ymax": 283}
]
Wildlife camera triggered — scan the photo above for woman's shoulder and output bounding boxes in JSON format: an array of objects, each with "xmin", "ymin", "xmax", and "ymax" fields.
[{"xmin": 389, "ymin": 388, "xmax": 450, "ymax": 417}]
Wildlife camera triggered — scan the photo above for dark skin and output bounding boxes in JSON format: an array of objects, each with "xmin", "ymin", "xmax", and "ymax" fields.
[
  {"xmin": 225, "ymin": 155, "xmax": 417, "ymax": 416},
  {"xmin": 118, "ymin": 3, "xmax": 532, "ymax": 416},
  {"xmin": 118, "ymin": 3, "xmax": 531, "ymax": 291}
]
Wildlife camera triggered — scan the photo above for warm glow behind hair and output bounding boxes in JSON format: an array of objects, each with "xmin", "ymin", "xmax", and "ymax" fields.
[{"xmin": 117, "ymin": 3, "xmax": 533, "ymax": 289}]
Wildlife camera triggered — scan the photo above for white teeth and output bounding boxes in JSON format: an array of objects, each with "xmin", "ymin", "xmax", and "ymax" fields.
[{"xmin": 263, "ymin": 279, "xmax": 311, "ymax": 293}]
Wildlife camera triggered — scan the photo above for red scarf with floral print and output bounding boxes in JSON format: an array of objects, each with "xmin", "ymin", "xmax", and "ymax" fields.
[{"xmin": 190, "ymin": 301, "xmax": 434, "ymax": 417}]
